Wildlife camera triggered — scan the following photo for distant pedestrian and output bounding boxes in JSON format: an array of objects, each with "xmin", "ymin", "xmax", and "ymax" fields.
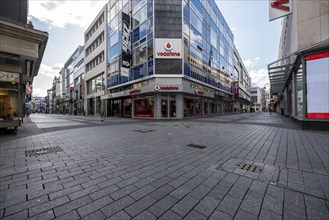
[{"xmin": 269, "ymin": 108, "xmax": 272, "ymax": 115}]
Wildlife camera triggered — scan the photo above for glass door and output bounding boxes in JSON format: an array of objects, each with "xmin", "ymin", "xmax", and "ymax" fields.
[{"xmin": 161, "ymin": 99, "xmax": 168, "ymax": 118}]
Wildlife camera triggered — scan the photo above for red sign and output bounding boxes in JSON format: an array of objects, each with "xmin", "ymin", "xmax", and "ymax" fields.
[
  {"xmin": 154, "ymin": 85, "xmax": 179, "ymax": 91},
  {"xmin": 195, "ymin": 89, "xmax": 204, "ymax": 95},
  {"xmin": 234, "ymin": 81, "xmax": 239, "ymax": 99},
  {"xmin": 70, "ymin": 86, "xmax": 74, "ymax": 91},
  {"xmin": 271, "ymin": 0, "xmax": 289, "ymax": 11},
  {"xmin": 127, "ymin": 89, "xmax": 141, "ymax": 95}
]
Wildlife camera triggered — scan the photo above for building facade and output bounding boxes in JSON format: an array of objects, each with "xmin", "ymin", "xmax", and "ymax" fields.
[
  {"xmin": 268, "ymin": 0, "xmax": 328, "ymax": 129},
  {"xmin": 73, "ymin": 46, "xmax": 85, "ymax": 115},
  {"xmin": 0, "ymin": 0, "xmax": 48, "ymax": 119},
  {"xmin": 250, "ymin": 87, "xmax": 266, "ymax": 112},
  {"xmin": 93, "ymin": 0, "xmax": 242, "ymax": 119},
  {"xmin": 84, "ymin": 6, "xmax": 107, "ymax": 116},
  {"xmin": 233, "ymin": 46, "xmax": 251, "ymax": 112}
]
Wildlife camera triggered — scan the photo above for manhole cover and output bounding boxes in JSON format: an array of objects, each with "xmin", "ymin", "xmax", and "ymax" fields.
[
  {"xmin": 25, "ymin": 146, "xmax": 64, "ymax": 157},
  {"xmin": 236, "ymin": 163, "xmax": 264, "ymax": 173},
  {"xmin": 186, "ymin": 144, "xmax": 207, "ymax": 149},
  {"xmin": 135, "ymin": 129, "xmax": 155, "ymax": 133}
]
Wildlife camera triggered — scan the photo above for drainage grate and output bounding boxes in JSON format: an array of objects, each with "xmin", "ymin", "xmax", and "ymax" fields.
[
  {"xmin": 186, "ymin": 144, "xmax": 207, "ymax": 149},
  {"xmin": 135, "ymin": 129, "xmax": 155, "ymax": 133},
  {"xmin": 25, "ymin": 146, "xmax": 64, "ymax": 157},
  {"xmin": 236, "ymin": 163, "xmax": 264, "ymax": 173}
]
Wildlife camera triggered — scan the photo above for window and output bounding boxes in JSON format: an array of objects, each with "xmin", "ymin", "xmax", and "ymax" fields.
[
  {"xmin": 190, "ymin": 10, "xmax": 202, "ymax": 34},
  {"xmin": 132, "ymin": 4, "xmax": 147, "ymax": 28}
]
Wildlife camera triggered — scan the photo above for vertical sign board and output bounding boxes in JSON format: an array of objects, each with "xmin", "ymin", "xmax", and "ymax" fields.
[
  {"xmin": 306, "ymin": 52, "xmax": 329, "ymax": 119},
  {"xmin": 121, "ymin": 11, "xmax": 131, "ymax": 77},
  {"xmin": 269, "ymin": 0, "xmax": 292, "ymax": 21},
  {"xmin": 234, "ymin": 81, "xmax": 239, "ymax": 99}
]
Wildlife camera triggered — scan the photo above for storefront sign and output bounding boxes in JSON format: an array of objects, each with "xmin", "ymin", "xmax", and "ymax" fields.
[
  {"xmin": 269, "ymin": 0, "xmax": 292, "ymax": 21},
  {"xmin": 154, "ymin": 85, "xmax": 180, "ymax": 91},
  {"xmin": 70, "ymin": 86, "xmax": 74, "ymax": 91},
  {"xmin": 0, "ymin": 71, "xmax": 19, "ymax": 82},
  {"xmin": 195, "ymin": 89, "xmax": 204, "ymax": 95},
  {"xmin": 122, "ymin": 11, "xmax": 131, "ymax": 77},
  {"xmin": 127, "ymin": 89, "xmax": 141, "ymax": 95},
  {"xmin": 155, "ymin": 38, "xmax": 182, "ymax": 59},
  {"xmin": 234, "ymin": 81, "xmax": 239, "ymax": 99}
]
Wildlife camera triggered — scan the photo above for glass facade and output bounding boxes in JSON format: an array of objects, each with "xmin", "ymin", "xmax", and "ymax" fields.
[
  {"xmin": 183, "ymin": 0, "xmax": 234, "ymax": 93},
  {"xmin": 107, "ymin": 0, "xmax": 153, "ymax": 88},
  {"xmin": 106, "ymin": 0, "xmax": 234, "ymax": 93}
]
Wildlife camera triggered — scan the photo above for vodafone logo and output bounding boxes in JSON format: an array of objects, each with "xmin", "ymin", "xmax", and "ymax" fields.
[
  {"xmin": 155, "ymin": 39, "xmax": 182, "ymax": 59},
  {"xmin": 154, "ymin": 85, "xmax": 160, "ymax": 91},
  {"xmin": 164, "ymin": 42, "xmax": 173, "ymax": 51}
]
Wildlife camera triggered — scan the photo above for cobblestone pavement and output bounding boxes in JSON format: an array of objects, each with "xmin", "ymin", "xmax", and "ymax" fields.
[{"xmin": 0, "ymin": 113, "xmax": 328, "ymax": 220}]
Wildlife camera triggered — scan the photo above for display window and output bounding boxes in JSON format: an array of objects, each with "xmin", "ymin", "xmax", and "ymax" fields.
[
  {"xmin": 134, "ymin": 96, "xmax": 154, "ymax": 117},
  {"xmin": 0, "ymin": 72, "xmax": 20, "ymax": 118}
]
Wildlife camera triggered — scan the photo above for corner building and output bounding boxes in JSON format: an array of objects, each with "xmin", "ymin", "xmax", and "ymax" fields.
[{"xmin": 102, "ymin": 0, "xmax": 237, "ymax": 119}]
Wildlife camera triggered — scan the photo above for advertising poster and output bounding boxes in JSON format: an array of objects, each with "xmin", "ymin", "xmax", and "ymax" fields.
[
  {"xmin": 121, "ymin": 11, "xmax": 131, "ymax": 77},
  {"xmin": 306, "ymin": 52, "xmax": 329, "ymax": 119}
]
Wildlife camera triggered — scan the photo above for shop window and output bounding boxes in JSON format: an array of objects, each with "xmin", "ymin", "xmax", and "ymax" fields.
[
  {"xmin": 0, "ymin": 73, "xmax": 19, "ymax": 117},
  {"xmin": 184, "ymin": 98, "xmax": 194, "ymax": 117},
  {"xmin": 134, "ymin": 96, "xmax": 154, "ymax": 117}
]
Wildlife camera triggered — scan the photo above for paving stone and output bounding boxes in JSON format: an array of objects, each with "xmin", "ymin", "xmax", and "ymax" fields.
[
  {"xmin": 148, "ymin": 195, "xmax": 178, "ymax": 217},
  {"xmin": 110, "ymin": 185, "xmax": 138, "ymax": 200},
  {"xmin": 171, "ymin": 195, "xmax": 198, "ymax": 217},
  {"xmin": 234, "ymin": 209, "xmax": 257, "ymax": 220},
  {"xmin": 266, "ymin": 185, "xmax": 284, "ymax": 200},
  {"xmin": 124, "ymin": 195, "xmax": 156, "ymax": 217},
  {"xmin": 240, "ymin": 193, "xmax": 263, "ymax": 216},
  {"xmin": 284, "ymin": 189, "xmax": 305, "ymax": 208},
  {"xmin": 183, "ymin": 210, "xmax": 207, "ymax": 220},
  {"xmin": 27, "ymin": 210, "xmax": 54, "ymax": 220},
  {"xmin": 132, "ymin": 210, "xmax": 156, "ymax": 220},
  {"xmin": 134, "ymin": 177, "xmax": 156, "ymax": 188},
  {"xmin": 54, "ymin": 195, "xmax": 92, "ymax": 217},
  {"xmin": 49, "ymin": 185, "xmax": 82, "ymax": 200},
  {"xmin": 306, "ymin": 207, "xmax": 329, "ymax": 220},
  {"xmin": 158, "ymin": 210, "xmax": 181, "ymax": 220},
  {"xmin": 90, "ymin": 184, "xmax": 119, "ymax": 201},
  {"xmin": 168, "ymin": 176, "xmax": 189, "ymax": 188},
  {"xmin": 208, "ymin": 209, "xmax": 232, "ymax": 220},
  {"xmin": 81, "ymin": 210, "xmax": 106, "ymax": 220},
  {"xmin": 150, "ymin": 176, "xmax": 172, "ymax": 188},
  {"xmin": 259, "ymin": 209, "xmax": 281, "ymax": 220},
  {"xmin": 53, "ymin": 210, "xmax": 80, "ymax": 220},
  {"xmin": 101, "ymin": 196, "xmax": 135, "ymax": 217},
  {"xmin": 1, "ymin": 210, "xmax": 28, "ymax": 220},
  {"xmin": 169, "ymin": 184, "xmax": 193, "ymax": 200},
  {"xmin": 304, "ymin": 195, "xmax": 329, "ymax": 215},
  {"xmin": 217, "ymin": 195, "xmax": 241, "ymax": 216},
  {"xmin": 68, "ymin": 185, "xmax": 100, "ymax": 201},
  {"xmin": 283, "ymin": 207, "xmax": 307, "ymax": 220},
  {"xmin": 117, "ymin": 177, "xmax": 141, "ymax": 188},
  {"xmin": 149, "ymin": 184, "xmax": 175, "ymax": 200},
  {"xmin": 262, "ymin": 194, "xmax": 283, "ymax": 215},
  {"xmin": 227, "ymin": 184, "xmax": 248, "ymax": 199},
  {"xmin": 29, "ymin": 196, "xmax": 69, "ymax": 217},
  {"xmin": 106, "ymin": 210, "xmax": 131, "ymax": 220},
  {"xmin": 0, "ymin": 209, "xmax": 3, "ymax": 218},
  {"xmin": 130, "ymin": 184, "xmax": 156, "ymax": 200},
  {"xmin": 81, "ymin": 176, "xmax": 108, "ymax": 189},
  {"xmin": 208, "ymin": 184, "xmax": 230, "ymax": 201},
  {"xmin": 194, "ymin": 196, "xmax": 220, "ymax": 217},
  {"xmin": 5, "ymin": 195, "xmax": 48, "ymax": 216},
  {"xmin": 249, "ymin": 180, "xmax": 268, "ymax": 195},
  {"xmin": 62, "ymin": 176, "xmax": 91, "ymax": 189},
  {"xmin": 220, "ymin": 173, "xmax": 239, "ymax": 187}
]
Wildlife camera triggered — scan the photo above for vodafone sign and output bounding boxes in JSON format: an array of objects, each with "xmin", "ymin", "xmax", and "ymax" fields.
[{"xmin": 155, "ymin": 38, "xmax": 182, "ymax": 59}]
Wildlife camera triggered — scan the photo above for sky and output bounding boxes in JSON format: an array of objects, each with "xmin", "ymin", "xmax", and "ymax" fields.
[{"xmin": 28, "ymin": 0, "xmax": 281, "ymax": 97}]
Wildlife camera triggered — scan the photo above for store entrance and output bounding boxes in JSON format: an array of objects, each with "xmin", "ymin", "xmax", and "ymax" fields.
[
  {"xmin": 161, "ymin": 95, "xmax": 176, "ymax": 118},
  {"xmin": 107, "ymin": 98, "xmax": 132, "ymax": 117}
]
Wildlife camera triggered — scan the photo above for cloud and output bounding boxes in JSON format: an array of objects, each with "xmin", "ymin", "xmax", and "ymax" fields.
[
  {"xmin": 249, "ymin": 68, "xmax": 270, "ymax": 89},
  {"xmin": 32, "ymin": 88, "xmax": 47, "ymax": 97},
  {"xmin": 38, "ymin": 63, "xmax": 62, "ymax": 78},
  {"xmin": 29, "ymin": 1, "xmax": 107, "ymax": 28},
  {"xmin": 243, "ymin": 57, "xmax": 260, "ymax": 68}
]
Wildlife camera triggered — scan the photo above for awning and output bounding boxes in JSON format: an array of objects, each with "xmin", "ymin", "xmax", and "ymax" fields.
[{"xmin": 268, "ymin": 53, "xmax": 297, "ymax": 95}]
